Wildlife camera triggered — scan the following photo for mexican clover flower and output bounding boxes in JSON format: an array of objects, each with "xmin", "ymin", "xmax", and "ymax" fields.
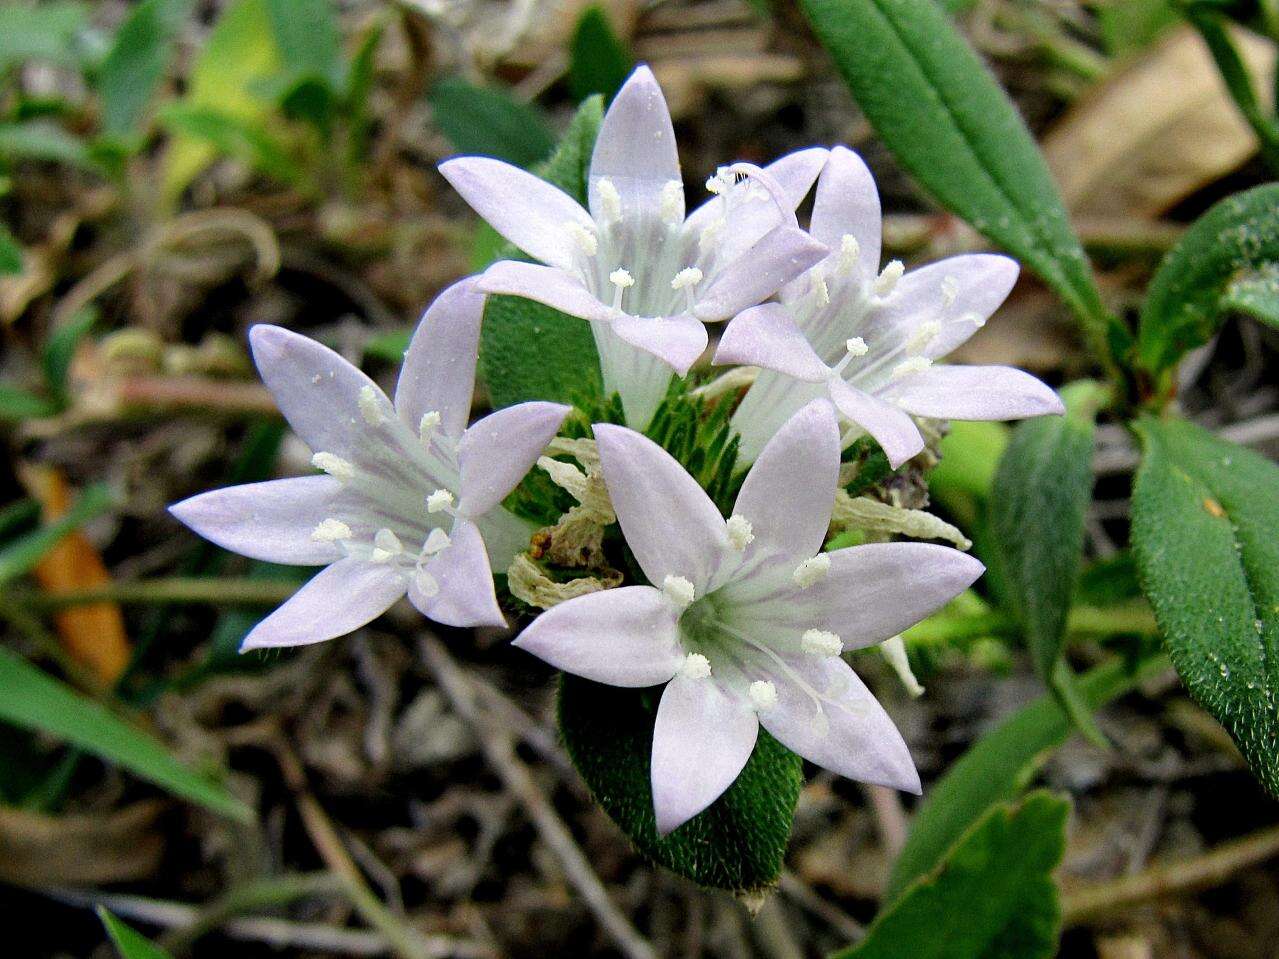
[
  {"xmin": 716, "ymin": 146, "xmax": 1064, "ymax": 467},
  {"xmin": 440, "ymin": 65, "xmax": 828, "ymax": 430},
  {"xmin": 512, "ymin": 400, "xmax": 983, "ymax": 834},
  {"xmin": 170, "ymin": 278, "xmax": 569, "ymax": 649}
]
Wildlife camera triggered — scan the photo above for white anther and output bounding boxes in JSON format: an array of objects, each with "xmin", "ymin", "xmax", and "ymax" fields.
[
  {"xmin": 418, "ymin": 410, "xmax": 442, "ymax": 443},
  {"xmin": 873, "ymin": 259, "xmax": 905, "ymax": 296},
  {"xmin": 749, "ymin": 680, "xmax": 778, "ymax": 710},
  {"xmin": 371, "ymin": 527, "xmax": 404, "ymax": 563},
  {"xmin": 414, "ymin": 567, "xmax": 440, "ymax": 599},
  {"xmin": 421, "ymin": 527, "xmax": 451, "ymax": 556},
  {"xmin": 311, "ymin": 452, "xmax": 356, "ymax": 482},
  {"xmin": 941, "ymin": 275, "xmax": 960, "ymax": 307},
  {"xmin": 662, "ymin": 574, "xmax": 696, "ymax": 608},
  {"xmin": 681, "ymin": 652, "xmax": 712, "ymax": 680},
  {"xmin": 610, "ymin": 268, "xmax": 635, "ymax": 289},
  {"xmin": 660, "ymin": 179, "xmax": 684, "ymax": 225},
  {"xmin": 311, "ymin": 518, "xmax": 353, "ymax": 543},
  {"xmin": 892, "ymin": 356, "xmax": 932, "ymax": 379},
  {"xmin": 670, "ymin": 267, "xmax": 703, "ymax": 290},
  {"xmin": 358, "ymin": 385, "xmax": 386, "ymax": 425},
  {"xmin": 963, "ymin": 310, "xmax": 986, "ymax": 328},
  {"xmin": 793, "ymin": 554, "xmax": 831, "ymax": 589},
  {"xmin": 812, "ymin": 273, "xmax": 831, "ymax": 306},
  {"xmin": 705, "ymin": 174, "xmax": 724, "ymax": 195},
  {"xmin": 845, "ymin": 337, "xmax": 868, "ymax": 357},
  {"xmin": 906, "ymin": 320, "xmax": 942, "ymax": 354},
  {"xmin": 802, "ymin": 629, "xmax": 843, "ymax": 658},
  {"xmin": 726, "ymin": 515, "xmax": 754, "ymax": 551},
  {"xmin": 838, "ymin": 234, "xmax": 861, "ymax": 273},
  {"xmin": 706, "ymin": 167, "xmax": 735, "ymax": 195},
  {"xmin": 566, "ymin": 221, "xmax": 598, "ymax": 256},
  {"xmin": 427, "ymin": 489, "xmax": 455, "ymax": 513},
  {"xmin": 596, "ymin": 177, "xmax": 622, "ymax": 221}
]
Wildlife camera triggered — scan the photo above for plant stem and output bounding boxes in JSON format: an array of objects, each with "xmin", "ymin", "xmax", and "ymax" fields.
[
  {"xmin": 157, "ymin": 873, "xmax": 343, "ymax": 954},
  {"xmin": 902, "ymin": 601, "xmax": 1158, "ymax": 648},
  {"xmin": 13, "ymin": 577, "xmax": 300, "ymax": 608}
]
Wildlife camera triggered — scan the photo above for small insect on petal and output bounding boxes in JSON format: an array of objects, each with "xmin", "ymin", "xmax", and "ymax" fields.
[
  {"xmin": 726, "ymin": 515, "xmax": 754, "ymax": 551},
  {"xmin": 662, "ymin": 574, "xmax": 696, "ymax": 608},
  {"xmin": 749, "ymin": 679, "xmax": 778, "ymax": 710},
  {"xmin": 793, "ymin": 554, "xmax": 831, "ymax": 589}
]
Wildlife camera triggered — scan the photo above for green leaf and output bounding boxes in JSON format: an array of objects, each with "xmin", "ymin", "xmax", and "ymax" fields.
[
  {"xmin": 0, "ymin": 647, "xmax": 252, "ymax": 821},
  {"xmin": 1220, "ymin": 262, "xmax": 1279, "ymax": 329},
  {"xmin": 479, "ymin": 97, "xmax": 604, "ymax": 409},
  {"xmin": 886, "ymin": 655, "xmax": 1159, "ymax": 900},
  {"xmin": 0, "ymin": 483, "xmax": 112, "ymax": 586},
  {"xmin": 1131, "ymin": 415, "xmax": 1279, "ymax": 797},
  {"xmin": 265, "ymin": 0, "xmax": 343, "ymax": 89},
  {"xmin": 0, "ymin": 222, "xmax": 22, "ymax": 275},
  {"xmin": 987, "ymin": 383, "xmax": 1097, "ymax": 691},
  {"xmin": 0, "ymin": 120, "xmax": 98, "ymax": 172},
  {"xmin": 42, "ymin": 306, "xmax": 96, "ymax": 406},
  {"xmin": 0, "ymin": 2, "xmax": 87, "ymax": 73},
  {"xmin": 161, "ymin": 104, "xmax": 302, "ymax": 185},
  {"xmin": 0, "ymin": 385, "xmax": 58, "ymax": 422},
  {"xmin": 568, "ymin": 6, "xmax": 635, "ymax": 103},
  {"xmin": 799, "ymin": 0, "xmax": 1106, "ymax": 329},
  {"xmin": 430, "ymin": 77, "xmax": 556, "ymax": 169},
  {"xmin": 1097, "ymin": 0, "xmax": 1176, "ymax": 56},
  {"xmin": 97, "ymin": 0, "xmax": 194, "ymax": 138},
  {"xmin": 558, "ymin": 674, "xmax": 802, "ymax": 891},
  {"xmin": 1137, "ymin": 183, "xmax": 1279, "ymax": 379},
  {"xmin": 839, "ymin": 791, "xmax": 1069, "ymax": 959},
  {"xmin": 99, "ymin": 908, "xmax": 174, "ymax": 959}
]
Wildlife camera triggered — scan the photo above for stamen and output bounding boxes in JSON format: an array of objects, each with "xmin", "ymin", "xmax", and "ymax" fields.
[
  {"xmin": 801, "ymin": 629, "xmax": 843, "ymax": 657},
  {"xmin": 726, "ymin": 515, "xmax": 754, "ymax": 551},
  {"xmin": 311, "ymin": 518, "xmax": 353, "ymax": 543},
  {"xmin": 414, "ymin": 567, "xmax": 440, "ymax": 599},
  {"xmin": 749, "ymin": 680, "xmax": 778, "ymax": 711},
  {"xmin": 793, "ymin": 554, "xmax": 831, "ymax": 589},
  {"xmin": 660, "ymin": 180, "xmax": 684, "ymax": 225},
  {"xmin": 882, "ymin": 634, "xmax": 925, "ymax": 697},
  {"xmin": 371, "ymin": 527, "xmax": 404, "ymax": 563},
  {"xmin": 838, "ymin": 234, "xmax": 860, "ymax": 274},
  {"xmin": 358, "ymin": 385, "xmax": 386, "ymax": 426},
  {"xmin": 845, "ymin": 337, "xmax": 868, "ymax": 357},
  {"xmin": 906, "ymin": 320, "xmax": 942, "ymax": 355},
  {"xmin": 873, "ymin": 259, "xmax": 905, "ymax": 296},
  {"xmin": 891, "ymin": 356, "xmax": 932, "ymax": 380},
  {"xmin": 680, "ymin": 652, "xmax": 712, "ymax": 680},
  {"xmin": 662, "ymin": 574, "xmax": 696, "ymax": 608},
  {"xmin": 811, "ymin": 272, "xmax": 831, "ymax": 306},
  {"xmin": 609, "ymin": 268, "xmax": 634, "ymax": 311},
  {"xmin": 421, "ymin": 527, "xmax": 451, "ymax": 556},
  {"xmin": 565, "ymin": 221, "xmax": 598, "ymax": 256},
  {"xmin": 596, "ymin": 177, "xmax": 622, "ymax": 221},
  {"xmin": 427, "ymin": 489, "xmax": 455, "ymax": 513},
  {"xmin": 941, "ymin": 275, "xmax": 960, "ymax": 307},
  {"xmin": 312, "ymin": 452, "xmax": 356, "ymax": 482},
  {"xmin": 670, "ymin": 267, "xmax": 703, "ymax": 290},
  {"xmin": 418, "ymin": 410, "xmax": 442, "ymax": 443},
  {"xmin": 699, "ymin": 216, "xmax": 725, "ymax": 252}
]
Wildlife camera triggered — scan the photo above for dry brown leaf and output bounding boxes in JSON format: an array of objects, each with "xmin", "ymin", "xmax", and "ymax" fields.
[
  {"xmin": 22, "ymin": 465, "xmax": 131, "ymax": 685},
  {"xmin": 0, "ymin": 800, "xmax": 164, "ymax": 887},
  {"xmin": 1043, "ymin": 25, "xmax": 1276, "ymax": 219}
]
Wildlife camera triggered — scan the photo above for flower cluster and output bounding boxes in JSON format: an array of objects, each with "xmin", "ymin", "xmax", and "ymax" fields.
[{"xmin": 172, "ymin": 65, "xmax": 1061, "ymax": 835}]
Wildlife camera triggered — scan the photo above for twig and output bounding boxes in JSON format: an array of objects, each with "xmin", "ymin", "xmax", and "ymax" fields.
[
  {"xmin": 1061, "ymin": 824, "xmax": 1279, "ymax": 923},
  {"xmin": 863, "ymin": 784, "xmax": 909, "ymax": 860},
  {"xmin": 418, "ymin": 634, "xmax": 658, "ymax": 959},
  {"xmin": 779, "ymin": 869, "xmax": 865, "ymax": 942}
]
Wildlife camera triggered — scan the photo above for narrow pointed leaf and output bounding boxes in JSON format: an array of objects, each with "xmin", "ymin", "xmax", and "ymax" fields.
[{"xmin": 99, "ymin": 909, "xmax": 174, "ymax": 959}]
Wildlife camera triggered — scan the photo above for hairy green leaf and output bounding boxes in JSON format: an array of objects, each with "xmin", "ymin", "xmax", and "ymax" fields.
[
  {"xmin": 841, "ymin": 791, "xmax": 1069, "ymax": 959},
  {"xmin": 800, "ymin": 0, "xmax": 1106, "ymax": 330},
  {"xmin": 99, "ymin": 908, "xmax": 173, "ymax": 959},
  {"xmin": 569, "ymin": 6, "xmax": 634, "ymax": 103},
  {"xmin": 479, "ymin": 97, "xmax": 604, "ymax": 409},
  {"xmin": 431, "ymin": 78, "xmax": 555, "ymax": 169},
  {"xmin": 97, "ymin": 0, "xmax": 194, "ymax": 137},
  {"xmin": 1132, "ymin": 416, "xmax": 1279, "ymax": 797},
  {"xmin": 1137, "ymin": 183, "xmax": 1279, "ymax": 379},
  {"xmin": 0, "ymin": 648, "xmax": 252, "ymax": 821},
  {"xmin": 558, "ymin": 674, "xmax": 802, "ymax": 891}
]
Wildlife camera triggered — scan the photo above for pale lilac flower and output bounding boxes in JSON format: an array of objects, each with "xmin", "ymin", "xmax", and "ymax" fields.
[
  {"xmin": 439, "ymin": 65, "xmax": 828, "ymax": 430},
  {"xmin": 715, "ymin": 146, "xmax": 1064, "ymax": 467},
  {"xmin": 513, "ymin": 400, "xmax": 983, "ymax": 834},
  {"xmin": 170, "ymin": 278, "xmax": 569, "ymax": 649}
]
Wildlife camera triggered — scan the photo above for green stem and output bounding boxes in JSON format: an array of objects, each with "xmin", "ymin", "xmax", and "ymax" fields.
[
  {"xmin": 12, "ymin": 577, "xmax": 300, "ymax": 608},
  {"xmin": 904, "ymin": 601, "xmax": 1158, "ymax": 648}
]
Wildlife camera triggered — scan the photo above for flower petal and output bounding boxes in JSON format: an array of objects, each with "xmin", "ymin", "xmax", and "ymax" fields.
[
  {"xmin": 593, "ymin": 423, "xmax": 730, "ymax": 593},
  {"xmin": 458, "ymin": 401, "xmax": 570, "ymax": 516},
  {"xmin": 713, "ymin": 303, "xmax": 830, "ymax": 381},
  {"xmin": 827, "ymin": 378, "xmax": 924, "ymax": 468},
  {"xmin": 733, "ymin": 399, "xmax": 840, "ymax": 561},
  {"xmin": 684, "ymin": 146, "xmax": 828, "ymax": 242},
  {"xmin": 249, "ymin": 324, "xmax": 383, "ymax": 459},
  {"xmin": 169, "ymin": 476, "xmax": 344, "ymax": 565},
  {"xmin": 693, "ymin": 225, "xmax": 827, "ymax": 322},
  {"xmin": 609, "ymin": 312, "xmax": 708, "ymax": 376},
  {"xmin": 512, "ymin": 585, "xmax": 684, "ymax": 687},
  {"xmin": 760, "ymin": 655, "xmax": 919, "ymax": 792},
  {"xmin": 809, "ymin": 145, "xmax": 881, "ymax": 275},
  {"xmin": 885, "ymin": 365, "xmax": 1065, "ymax": 420},
  {"xmin": 477, "ymin": 260, "xmax": 613, "ymax": 322},
  {"xmin": 651, "ymin": 676, "xmax": 758, "ymax": 835},
  {"xmin": 410, "ymin": 517, "xmax": 504, "ymax": 627},
  {"xmin": 589, "ymin": 65, "xmax": 681, "ymax": 220},
  {"xmin": 396, "ymin": 276, "xmax": 483, "ymax": 438},
  {"xmin": 241, "ymin": 557, "xmax": 405, "ymax": 650},
  {"xmin": 439, "ymin": 156, "xmax": 594, "ymax": 271}
]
